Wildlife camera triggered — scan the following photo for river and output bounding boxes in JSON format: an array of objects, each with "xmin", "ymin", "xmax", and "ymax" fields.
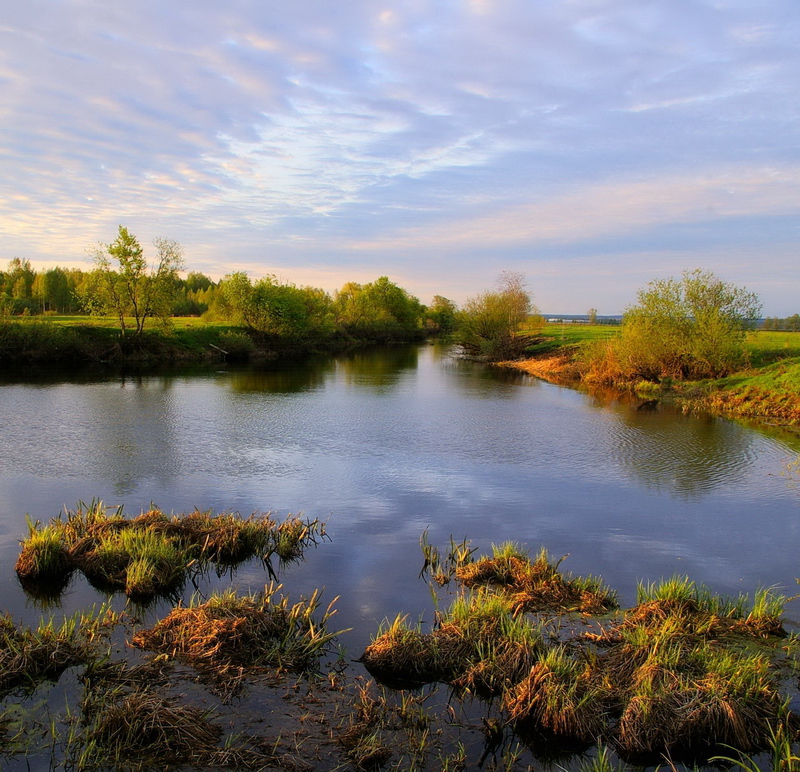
[{"xmin": 1, "ymin": 342, "xmax": 798, "ymax": 656}]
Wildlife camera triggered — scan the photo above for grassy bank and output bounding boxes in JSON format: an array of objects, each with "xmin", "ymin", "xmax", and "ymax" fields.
[
  {"xmin": 509, "ymin": 324, "xmax": 800, "ymax": 425},
  {"xmin": 0, "ymin": 316, "xmax": 427, "ymax": 366}
]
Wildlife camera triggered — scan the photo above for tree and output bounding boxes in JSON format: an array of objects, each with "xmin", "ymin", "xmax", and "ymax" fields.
[
  {"xmin": 455, "ymin": 272, "xmax": 542, "ymax": 360},
  {"xmin": 587, "ymin": 308, "xmax": 598, "ymax": 325},
  {"xmin": 86, "ymin": 226, "xmax": 185, "ymax": 336},
  {"xmin": 333, "ymin": 277, "xmax": 424, "ymax": 341},
  {"xmin": 425, "ymin": 295, "xmax": 458, "ymax": 334},
  {"xmin": 609, "ymin": 269, "xmax": 761, "ymax": 381},
  {"xmin": 221, "ymin": 272, "xmax": 333, "ymax": 341}
]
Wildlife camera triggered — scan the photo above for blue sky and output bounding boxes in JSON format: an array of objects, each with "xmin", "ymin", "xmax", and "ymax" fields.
[{"xmin": 1, "ymin": 0, "xmax": 798, "ymax": 314}]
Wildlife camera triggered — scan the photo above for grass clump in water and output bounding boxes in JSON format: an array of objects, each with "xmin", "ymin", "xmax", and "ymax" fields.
[
  {"xmin": 74, "ymin": 686, "xmax": 222, "ymax": 770},
  {"xmin": 613, "ymin": 645, "xmax": 785, "ymax": 761},
  {"xmin": 16, "ymin": 501, "xmax": 326, "ymax": 603},
  {"xmin": 14, "ymin": 517, "xmax": 73, "ymax": 595},
  {"xmin": 361, "ymin": 590, "xmax": 544, "ymax": 696},
  {"xmin": 131, "ymin": 585, "xmax": 344, "ymax": 686},
  {"xmin": 0, "ymin": 605, "xmax": 119, "ymax": 696},
  {"xmin": 455, "ymin": 543, "xmax": 618, "ymax": 614},
  {"xmin": 626, "ymin": 575, "xmax": 787, "ymax": 639},
  {"xmin": 503, "ymin": 646, "xmax": 609, "ymax": 747}
]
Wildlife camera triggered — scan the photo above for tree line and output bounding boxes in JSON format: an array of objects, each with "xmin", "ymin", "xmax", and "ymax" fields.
[
  {"xmin": 0, "ymin": 227, "xmax": 459, "ymax": 344},
  {"xmin": 762, "ymin": 315, "xmax": 800, "ymax": 332},
  {"xmin": 2, "ymin": 227, "xmax": 786, "ymax": 378}
]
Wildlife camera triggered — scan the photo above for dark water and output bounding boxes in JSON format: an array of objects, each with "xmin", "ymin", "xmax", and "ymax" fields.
[{"xmin": 1, "ymin": 343, "xmax": 799, "ymax": 656}]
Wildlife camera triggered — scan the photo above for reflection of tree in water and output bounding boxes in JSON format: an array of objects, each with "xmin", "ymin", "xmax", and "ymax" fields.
[
  {"xmin": 91, "ymin": 376, "xmax": 180, "ymax": 496},
  {"xmin": 337, "ymin": 345, "xmax": 419, "ymax": 389},
  {"xmin": 442, "ymin": 355, "xmax": 542, "ymax": 399},
  {"xmin": 228, "ymin": 358, "xmax": 335, "ymax": 394},
  {"xmin": 597, "ymin": 395, "xmax": 756, "ymax": 495}
]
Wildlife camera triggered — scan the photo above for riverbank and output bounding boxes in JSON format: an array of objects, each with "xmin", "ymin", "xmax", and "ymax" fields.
[
  {"xmin": 0, "ymin": 318, "xmax": 427, "ymax": 366},
  {"xmin": 505, "ymin": 325, "xmax": 800, "ymax": 426}
]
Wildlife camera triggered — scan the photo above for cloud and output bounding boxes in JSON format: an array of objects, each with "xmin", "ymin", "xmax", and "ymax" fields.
[{"xmin": 0, "ymin": 0, "xmax": 797, "ymax": 313}]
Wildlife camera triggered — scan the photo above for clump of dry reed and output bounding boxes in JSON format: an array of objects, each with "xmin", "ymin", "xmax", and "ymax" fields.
[
  {"xmin": 131, "ymin": 585, "xmax": 344, "ymax": 684},
  {"xmin": 77, "ymin": 686, "xmax": 222, "ymax": 769},
  {"xmin": 455, "ymin": 543, "xmax": 618, "ymax": 614},
  {"xmin": 583, "ymin": 576, "xmax": 791, "ymax": 761},
  {"xmin": 361, "ymin": 590, "xmax": 544, "ymax": 696},
  {"xmin": 503, "ymin": 646, "xmax": 609, "ymax": 745}
]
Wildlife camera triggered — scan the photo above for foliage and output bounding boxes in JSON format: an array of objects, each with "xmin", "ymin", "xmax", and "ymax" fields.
[
  {"xmin": 84, "ymin": 226, "xmax": 186, "ymax": 336},
  {"xmin": 455, "ymin": 272, "xmax": 542, "ymax": 360},
  {"xmin": 220, "ymin": 272, "xmax": 334, "ymax": 342},
  {"xmin": 424, "ymin": 295, "xmax": 458, "ymax": 334},
  {"xmin": 586, "ymin": 269, "xmax": 762, "ymax": 383},
  {"xmin": 333, "ymin": 276, "xmax": 425, "ymax": 341}
]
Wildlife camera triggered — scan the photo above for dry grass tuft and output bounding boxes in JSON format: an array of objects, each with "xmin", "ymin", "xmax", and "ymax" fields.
[
  {"xmin": 456, "ymin": 544, "xmax": 617, "ymax": 614},
  {"xmin": 504, "ymin": 646, "xmax": 608, "ymax": 744},
  {"xmin": 79, "ymin": 687, "xmax": 221, "ymax": 768},
  {"xmin": 132, "ymin": 585, "xmax": 343, "ymax": 689}
]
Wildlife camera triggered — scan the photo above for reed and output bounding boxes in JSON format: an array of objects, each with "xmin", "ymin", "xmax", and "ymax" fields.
[
  {"xmin": 131, "ymin": 585, "xmax": 344, "ymax": 682},
  {"xmin": 455, "ymin": 544, "xmax": 617, "ymax": 614}
]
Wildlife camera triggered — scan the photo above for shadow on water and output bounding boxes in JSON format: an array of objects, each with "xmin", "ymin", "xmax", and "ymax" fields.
[{"xmin": 336, "ymin": 344, "xmax": 420, "ymax": 389}]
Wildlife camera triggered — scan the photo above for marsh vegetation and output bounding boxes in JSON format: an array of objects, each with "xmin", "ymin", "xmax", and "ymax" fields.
[{"xmin": 3, "ymin": 499, "xmax": 800, "ymax": 771}]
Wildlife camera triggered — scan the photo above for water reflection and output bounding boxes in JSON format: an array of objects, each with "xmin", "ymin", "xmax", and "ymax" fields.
[
  {"xmin": 228, "ymin": 358, "xmax": 334, "ymax": 394},
  {"xmin": 336, "ymin": 345, "xmax": 419, "ymax": 389},
  {"xmin": 598, "ymin": 397, "xmax": 758, "ymax": 495},
  {"xmin": 0, "ymin": 344, "xmax": 798, "ymax": 648}
]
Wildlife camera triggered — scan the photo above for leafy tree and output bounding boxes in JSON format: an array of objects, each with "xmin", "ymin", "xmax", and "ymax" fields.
[
  {"xmin": 333, "ymin": 277, "xmax": 424, "ymax": 341},
  {"xmin": 221, "ymin": 272, "xmax": 333, "ymax": 341},
  {"xmin": 604, "ymin": 269, "xmax": 761, "ymax": 381},
  {"xmin": 425, "ymin": 295, "xmax": 458, "ymax": 334},
  {"xmin": 85, "ymin": 226, "xmax": 185, "ymax": 336},
  {"xmin": 587, "ymin": 308, "xmax": 598, "ymax": 325},
  {"xmin": 455, "ymin": 272, "xmax": 542, "ymax": 359}
]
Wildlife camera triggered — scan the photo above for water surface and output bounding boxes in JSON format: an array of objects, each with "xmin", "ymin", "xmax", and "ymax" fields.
[{"xmin": 1, "ymin": 343, "xmax": 798, "ymax": 654}]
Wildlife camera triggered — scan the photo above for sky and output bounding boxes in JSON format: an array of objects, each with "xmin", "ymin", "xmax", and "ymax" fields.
[{"xmin": 1, "ymin": 1, "xmax": 798, "ymax": 314}]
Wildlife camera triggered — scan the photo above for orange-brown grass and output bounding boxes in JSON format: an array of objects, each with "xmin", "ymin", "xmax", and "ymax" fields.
[
  {"xmin": 361, "ymin": 591, "xmax": 544, "ymax": 696},
  {"xmin": 455, "ymin": 544, "xmax": 617, "ymax": 614},
  {"xmin": 504, "ymin": 647, "xmax": 608, "ymax": 745},
  {"xmin": 582, "ymin": 578, "xmax": 790, "ymax": 761},
  {"xmin": 614, "ymin": 648, "xmax": 784, "ymax": 760},
  {"xmin": 131, "ymin": 585, "xmax": 343, "ymax": 681},
  {"xmin": 358, "ymin": 616, "xmax": 444, "ymax": 688}
]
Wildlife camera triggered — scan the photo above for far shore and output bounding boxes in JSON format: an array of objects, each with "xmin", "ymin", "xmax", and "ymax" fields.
[{"xmin": 501, "ymin": 325, "xmax": 800, "ymax": 427}]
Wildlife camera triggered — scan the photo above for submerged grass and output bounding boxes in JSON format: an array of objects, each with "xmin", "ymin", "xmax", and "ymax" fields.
[
  {"xmin": 0, "ymin": 604, "xmax": 120, "ymax": 697},
  {"xmin": 17, "ymin": 501, "xmax": 326, "ymax": 602},
  {"xmin": 74, "ymin": 686, "xmax": 222, "ymax": 770}
]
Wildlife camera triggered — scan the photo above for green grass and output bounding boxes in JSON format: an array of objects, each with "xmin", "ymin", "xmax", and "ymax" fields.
[{"xmin": 17, "ymin": 503, "xmax": 327, "ymax": 603}]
